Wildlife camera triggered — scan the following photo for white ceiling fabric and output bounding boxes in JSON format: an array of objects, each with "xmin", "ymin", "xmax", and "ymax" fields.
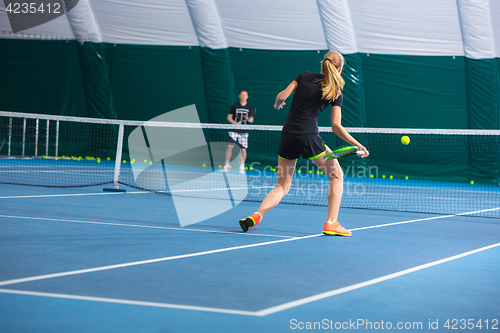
[
  {"xmin": 65, "ymin": 0, "xmax": 102, "ymax": 43},
  {"xmin": 0, "ymin": 0, "xmax": 498, "ymax": 59},
  {"xmin": 185, "ymin": 0, "xmax": 227, "ymax": 49},
  {"xmin": 89, "ymin": 0, "xmax": 198, "ymax": 46},
  {"xmin": 214, "ymin": 0, "xmax": 327, "ymax": 50},
  {"xmin": 317, "ymin": 0, "xmax": 357, "ymax": 54}
]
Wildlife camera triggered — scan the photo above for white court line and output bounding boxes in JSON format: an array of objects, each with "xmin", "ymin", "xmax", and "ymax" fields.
[
  {"xmin": 350, "ymin": 207, "xmax": 500, "ymax": 232},
  {"xmin": 0, "ymin": 234, "xmax": 322, "ymax": 287},
  {"xmin": 0, "ymin": 186, "xmax": 273, "ymax": 199},
  {"xmin": 0, "ymin": 207, "xmax": 497, "ymax": 288},
  {"xmin": 1, "ymin": 241, "xmax": 499, "ymax": 317},
  {"xmin": 0, "ymin": 215, "xmax": 292, "ymax": 239},
  {"xmin": 0, "ymin": 192, "xmax": 142, "ymax": 199},
  {"xmin": 0, "ymin": 207, "xmax": 498, "ymax": 315},
  {"xmin": 0, "ymin": 289, "xmax": 257, "ymax": 316},
  {"xmin": 254, "ymin": 241, "xmax": 500, "ymax": 316}
]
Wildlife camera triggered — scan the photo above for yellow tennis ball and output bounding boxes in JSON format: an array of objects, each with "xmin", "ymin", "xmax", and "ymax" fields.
[
  {"xmin": 405, "ymin": 176, "xmax": 409, "ymax": 180},
  {"xmin": 401, "ymin": 136, "xmax": 410, "ymax": 145},
  {"xmin": 382, "ymin": 175, "xmax": 386, "ymax": 178},
  {"xmin": 202, "ymin": 163, "xmax": 206, "ymax": 167},
  {"xmin": 107, "ymin": 157, "xmax": 111, "ymax": 161},
  {"xmin": 390, "ymin": 175, "xmax": 393, "ymax": 179},
  {"xmin": 370, "ymin": 174, "xmax": 374, "ymax": 178},
  {"xmin": 470, "ymin": 180, "xmax": 474, "ymax": 185}
]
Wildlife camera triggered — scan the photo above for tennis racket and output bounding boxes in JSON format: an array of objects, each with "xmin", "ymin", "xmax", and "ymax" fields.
[{"xmin": 323, "ymin": 145, "xmax": 365, "ymax": 160}]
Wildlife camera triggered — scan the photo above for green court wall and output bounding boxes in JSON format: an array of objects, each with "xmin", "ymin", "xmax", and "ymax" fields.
[{"xmin": 1, "ymin": 39, "xmax": 499, "ymax": 184}]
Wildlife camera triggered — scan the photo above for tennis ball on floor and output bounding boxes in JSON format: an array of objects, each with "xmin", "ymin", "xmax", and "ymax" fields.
[
  {"xmin": 123, "ymin": 160, "xmax": 126, "ymax": 164},
  {"xmin": 370, "ymin": 174, "xmax": 374, "ymax": 178},
  {"xmin": 55, "ymin": 157, "xmax": 58, "ymax": 160},
  {"xmin": 145, "ymin": 160, "xmax": 148, "ymax": 163},
  {"xmin": 405, "ymin": 176, "xmax": 409, "ymax": 180},
  {"xmin": 382, "ymin": 175, "xmax": 386, "ymax": 178},
  {"xmin": 202, "ymin": 163, "xmax": 206, "ymax": 167},
  {"xmin": 149, "ymin": 161, "xmax": 152, "ymax": 165},
  {"xmin": 401, "ymin": 136, "xmax": 410, "ymax": 145},
  {"xmin": 249, "ymin": 167, "xmax": 253, "ymax": 171},
  {"xmin": 390, "ymin": 175, "xmax": 393, "ymax": 179},
  {"xmin": 309, "ymin": 170, "xmax": 313, "ymax": 174},
  {"xmin": 470, "ymin": 180, "xmax": 474, "ymax": 185},
  {"xmin": 107, "ymin": 157, "xmax": 111, "ymax": 161},
  {"xmin": 245, "ymin": 166, "xmax": 248, "ymax": 170}
]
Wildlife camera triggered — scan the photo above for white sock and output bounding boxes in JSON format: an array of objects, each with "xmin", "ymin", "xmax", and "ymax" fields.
[{"xmin": 327, "ymin": 220, "xmax": 337, "ymax": 224}]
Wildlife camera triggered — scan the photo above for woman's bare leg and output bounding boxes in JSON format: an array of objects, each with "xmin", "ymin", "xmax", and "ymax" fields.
[
  {"xmin": 311, "ymin": 156, "xmax": 343, "ymax": 221},
  {"xmin": 256, "ymin": 157, "xmax": 297, "ymax": 216}
]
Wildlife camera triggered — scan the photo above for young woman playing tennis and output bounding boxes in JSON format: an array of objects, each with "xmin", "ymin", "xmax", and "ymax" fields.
[{"xmin": 239, "ymin": 51, "xmax": 369, "ymax": 236}]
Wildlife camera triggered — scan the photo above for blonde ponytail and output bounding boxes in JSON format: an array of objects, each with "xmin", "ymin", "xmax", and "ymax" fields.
[{"xmin": 320, "ymin": 51, "xmax": 345, "ymax": 101}]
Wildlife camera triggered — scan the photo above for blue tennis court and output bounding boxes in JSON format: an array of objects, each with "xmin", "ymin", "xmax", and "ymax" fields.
[{"xmin": 1, "ymin": 181, "xmax": 499, "ymax": 332}]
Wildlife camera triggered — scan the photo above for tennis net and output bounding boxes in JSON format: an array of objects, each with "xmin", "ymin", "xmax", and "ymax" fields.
[{"xmin": 1, "ymin": 111, "xmax": 499, "ymax": 218}]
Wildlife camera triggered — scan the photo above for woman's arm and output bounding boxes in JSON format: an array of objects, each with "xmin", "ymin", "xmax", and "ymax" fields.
[
  {"xmin": 274, "ymin": 81, "xmax": 298, "ymax": 110},
  {"xmin": 330, "ymin": 106, "xmax": 369, "ymax": 158}
]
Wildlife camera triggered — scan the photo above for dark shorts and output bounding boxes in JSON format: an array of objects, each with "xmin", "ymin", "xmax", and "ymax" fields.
[{"xmin": 278, "ymin": 132, "xmax": 327, "ymax": 160}]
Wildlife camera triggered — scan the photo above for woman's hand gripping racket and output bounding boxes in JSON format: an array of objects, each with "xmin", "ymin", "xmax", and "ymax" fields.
[{"xmin": 323, "ymin": 145, "xmax": 366, "ymax": 160}]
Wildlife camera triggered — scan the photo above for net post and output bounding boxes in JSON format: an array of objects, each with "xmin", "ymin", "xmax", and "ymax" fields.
[
  {"xmin": 104, "ymin": 121, "xmax": 126, "ymax": 192},
  {"xmin": 8, "ymin": 117, "xmax": 12, "ymax": 156},
  {"xmin": 34, "ymin": 118, "xmax": 39, "ymax": 156},
  {"xmin": 45, "ymin": 119, "xmax": 50, "ymax": 156},
  {"xmin": 22, "ymin": 118, "xmax": 26, "ymax": 156},
  {"xmin": 55, "ymin": 120, "xmax": 59, "ymax": 157}
]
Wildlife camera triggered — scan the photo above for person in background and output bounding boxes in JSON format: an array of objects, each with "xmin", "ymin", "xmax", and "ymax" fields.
[{"xmin": 222, "ymin": 90, "xmax": 255, "ymax": 174}]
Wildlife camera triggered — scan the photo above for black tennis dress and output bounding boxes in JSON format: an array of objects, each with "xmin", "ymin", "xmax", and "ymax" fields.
[{"xmin": 278, "ymin": 72, "xmax": 343, "ymax": 160}]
